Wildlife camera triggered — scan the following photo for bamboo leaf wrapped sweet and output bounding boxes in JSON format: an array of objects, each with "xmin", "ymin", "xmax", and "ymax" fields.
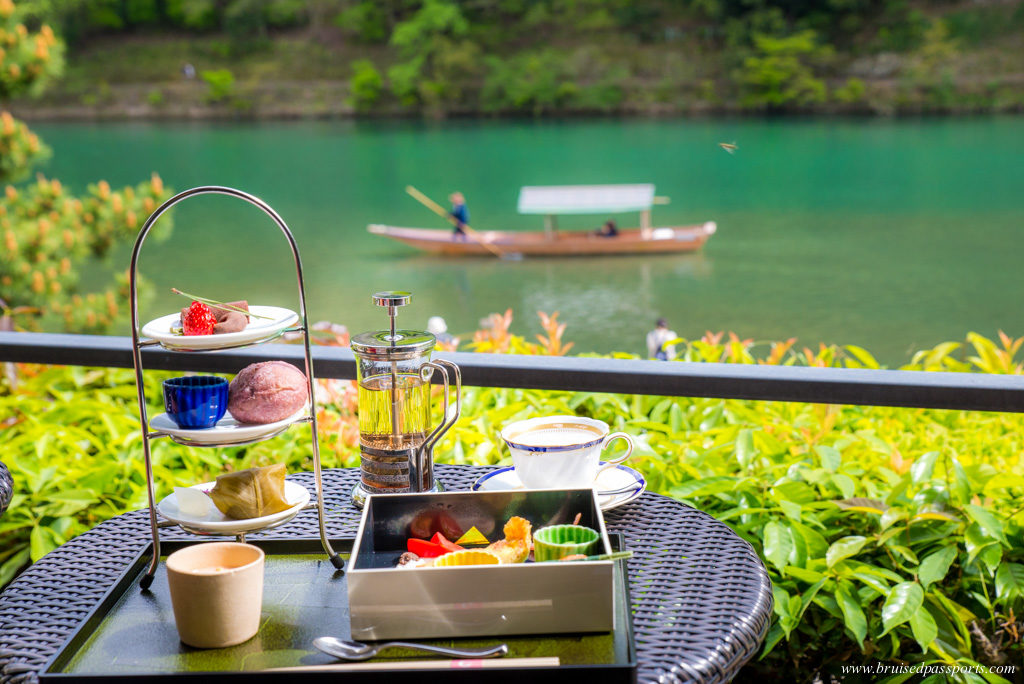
[{"xmin": 209, "ymin": 464, "xmax": 291, "ymax": 519}]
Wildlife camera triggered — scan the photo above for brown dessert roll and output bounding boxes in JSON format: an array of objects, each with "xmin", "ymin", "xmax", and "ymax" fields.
[
  {"xmin": 213, "ymin": 311, "xmax": 248, "ymax": 334},
  {"xmin": 209, "ymin": 300, "xmax": 249, "ymax": 323},
  {"xmin": 228, "ymin": 361, "xmax": 307, "ymax": 424}
]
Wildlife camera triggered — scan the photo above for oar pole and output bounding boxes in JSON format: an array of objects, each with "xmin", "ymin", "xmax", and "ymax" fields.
[{"xmin": 405, "ymin": 186, "xmax": 505, "ymax": 258}]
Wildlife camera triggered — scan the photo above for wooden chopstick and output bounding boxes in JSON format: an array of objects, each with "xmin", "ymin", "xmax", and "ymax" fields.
[{"xmin": 267, "ymin": 656, "xmax": 560, "ymax": 672}]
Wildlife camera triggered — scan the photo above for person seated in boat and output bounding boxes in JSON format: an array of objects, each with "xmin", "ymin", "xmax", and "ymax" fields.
[
  {"xmin": 596, "ymin": 219, "xmax": 619, "ymax": 238},
  {"xmin": 646, "ymin": 318, "xmax": 678, "ymax": 361},
  {"xmin": 449, "ymin": 192, "xmax": 469, "ymax": 241}
]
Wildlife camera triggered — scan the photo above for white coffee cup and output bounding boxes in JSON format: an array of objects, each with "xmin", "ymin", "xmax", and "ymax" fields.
[
  {"xmin": 166, "ymin": 542, "xmax": 264, "ymax": 649},
  {"xmin": 501, "ymin": 415, "xmax": 634, "ymax": 489}
]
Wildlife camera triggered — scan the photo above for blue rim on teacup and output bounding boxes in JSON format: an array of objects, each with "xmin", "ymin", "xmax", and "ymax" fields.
[
  {"xmin": 500, "ymin": 416, "xmax": 607, "ymax": 452},
  {"xmin": 162, "ymin": 376, "xmax": 229, "ymax": 429}
]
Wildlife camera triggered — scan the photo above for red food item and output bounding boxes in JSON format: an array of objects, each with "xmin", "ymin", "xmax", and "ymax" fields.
[
  {"xmin": 407, "ymin": 538, "xmax": 448, "ymax": 558},
  {"xmin": 431, "ymin": 532, "xmax": 464, "ymax": 553},
  {"xmin": 182, "ymin": 301, "xmax": 216, "ymax": 336}
]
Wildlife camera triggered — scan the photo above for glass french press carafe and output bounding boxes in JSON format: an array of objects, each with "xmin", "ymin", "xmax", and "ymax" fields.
[{"xmin": 350, "ymin": 291, "xmax": 461, "ymax": 508}]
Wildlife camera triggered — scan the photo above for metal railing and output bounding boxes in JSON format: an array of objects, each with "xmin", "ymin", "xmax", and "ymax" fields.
[{"xmin": 2, "ymin": 331, "xmax": 1024, "ymax": 413}]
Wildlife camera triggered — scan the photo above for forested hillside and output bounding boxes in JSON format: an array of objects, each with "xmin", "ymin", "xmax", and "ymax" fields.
[{"xmin": 12, "ymin": 0, "xmax": 1024, "ymax": 117}]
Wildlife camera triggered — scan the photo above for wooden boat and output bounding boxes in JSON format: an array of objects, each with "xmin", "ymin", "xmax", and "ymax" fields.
[
  {"xmin": 369, "ymin": 184, "xmax": 717, "ymax": 257},
  {"xmin": 367, "ymin": 222, "xmax": 716, "ymax": 257}
]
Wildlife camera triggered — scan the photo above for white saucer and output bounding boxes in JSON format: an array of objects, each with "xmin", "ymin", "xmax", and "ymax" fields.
[
  {"xmin": 157, "ymin": 480, "xmax": 310, "ymax": 535},
  {"xmin": 471, "ymin": 464, "xmax": 646, "ymax": 511},
  {"xmin": 140, "ymin": 305, "xmax": 299, "ymax": 351},
  {"xmin": 149, "ymin": 406, "xmax": 308, "ymax": 446}
]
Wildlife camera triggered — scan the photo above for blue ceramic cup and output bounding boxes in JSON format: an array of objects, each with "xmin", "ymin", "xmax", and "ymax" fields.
[{"xmin": 162, "ymin": 376, "xmax": 229, "ymax": 429}]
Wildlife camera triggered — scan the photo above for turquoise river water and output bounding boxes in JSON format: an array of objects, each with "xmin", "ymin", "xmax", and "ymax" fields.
[{"xmin": 32, "ymin": 117, "xmax": 1024, "ymax": 364}]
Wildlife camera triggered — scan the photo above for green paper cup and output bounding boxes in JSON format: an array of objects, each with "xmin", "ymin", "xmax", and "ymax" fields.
[{"xmin": 533, "ymin": 524, "xmax": 600, "ymax": 562}]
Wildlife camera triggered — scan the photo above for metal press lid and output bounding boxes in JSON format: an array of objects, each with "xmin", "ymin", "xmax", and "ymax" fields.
[{"xmin": 350, "ymin": 329, "xmax": 436, "ymax": 359}]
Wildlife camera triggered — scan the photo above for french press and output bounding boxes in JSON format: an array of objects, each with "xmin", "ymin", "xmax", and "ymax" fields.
[{"xmin": 350, "ymin": 291, "xmax": 461, "ymax": 508}]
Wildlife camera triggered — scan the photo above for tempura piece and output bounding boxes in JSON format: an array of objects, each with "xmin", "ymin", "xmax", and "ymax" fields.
[
  {"xmin": 485, "ymin": 516, "xmax": 532, "ymax": 564},
  {"xmin": 209, "ymin": 464, "xmax": 291, "ymax": 520}
]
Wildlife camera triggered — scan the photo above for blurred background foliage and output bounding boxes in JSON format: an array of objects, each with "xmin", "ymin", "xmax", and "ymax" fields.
[
  {"xmin": 0, "ymin": 0, "xmax": 172, "ymax": 334},
  {"xmin": 6, "ymin": 0, "xmax": 1023, "ymax": 115},
  {"xmin": 1, "ymin": 315, "xmax": 1022, "ymax": 681}
]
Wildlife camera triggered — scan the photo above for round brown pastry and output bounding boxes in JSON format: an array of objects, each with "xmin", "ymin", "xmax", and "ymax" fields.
[{"xmin": 228, "ymin": 361, "xmax": 307, "ymax": 424}]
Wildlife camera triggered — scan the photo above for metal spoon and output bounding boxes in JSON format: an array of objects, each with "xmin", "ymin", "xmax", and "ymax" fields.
[{"xmin": 313, "ymin": 636, "xmax": 508, "ymax": 662}]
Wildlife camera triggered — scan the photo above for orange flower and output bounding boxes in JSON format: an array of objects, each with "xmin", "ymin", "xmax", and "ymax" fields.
[
  {"xmin": 151, "ymin": 173, "xmax": 164, "ymax": 194},
  {"xmin": 8, "ymin": 63, "xmax": 19, "ymax": 79},
  {"xmin": 34, "ymin": 36, "xmax": 47, "ymax": 60},
  {"xmin": 4, "ymin": 185, "xmax": 14, "ymax": 200},
  {"xmin": 111, "ymin": 193, "xmax": 123, "ymax": 213},
  {"xmin": 1, "ymin": 112, "xmax": 13, "ymax": 136},
  {"xmin": 97, "ymin": 180, "xmax": 110, "ymax": 199},
  {"xmin": 125, "ymin": 210, "xmax": 137, "ymax": 228},
  {"xmin": 0, "ymin": 0, "xmax": 13, "ymax": 19},
  {"xmin": 62, "ymin": 229, "xmax": 73, "ymax": 248},
  {"xmin": 60, "ymin": 257, "xmax": 70, "ymax": 274},
  {"xmin": 4, "ymin": 230, "xmax": 15, "ymax": 252},
  {"xmin": 31, "ymin": 271, "xmax": 43, "ymax": 293},
  {"xmin": 49, "ymin": 280, "xmax": 60, "ymax": 294}
]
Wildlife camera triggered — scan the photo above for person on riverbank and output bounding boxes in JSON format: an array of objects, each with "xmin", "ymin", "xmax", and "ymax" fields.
[
  {"xmin": 449, "ymin": 192, "xmax": 468, "ymax": 240},
  {"xmin": 428, "ymin": 316, "xmax": 457, "ymax": 350},
  {"xmin": 646, "ymin": 318, "xmax": 677, "ymax": 360}
]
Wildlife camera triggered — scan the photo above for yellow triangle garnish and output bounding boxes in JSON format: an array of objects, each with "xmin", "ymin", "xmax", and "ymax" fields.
[{"xmin": 455, "ymin": 526, "xmax": 489, "ymax": 546}]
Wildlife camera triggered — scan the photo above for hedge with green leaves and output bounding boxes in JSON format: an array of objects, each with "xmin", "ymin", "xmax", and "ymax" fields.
[{"xmin": 1, "ymin": 329, "xmax": 1022, "ymax": 681}]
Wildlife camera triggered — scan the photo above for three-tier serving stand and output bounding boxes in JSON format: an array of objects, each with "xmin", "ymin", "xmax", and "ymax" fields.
[{"xmin": 128, "ymin": 186, "xmax": 345, "ymax": 589}]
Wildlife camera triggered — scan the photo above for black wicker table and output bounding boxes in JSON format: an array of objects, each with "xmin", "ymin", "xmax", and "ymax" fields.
[{"xmin": 0, "ymin": 465, "xmax": 772, "ymax": 684}]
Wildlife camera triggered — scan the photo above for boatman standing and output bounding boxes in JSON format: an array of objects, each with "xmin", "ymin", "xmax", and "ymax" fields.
[{"xmin": 449, "ymin": 192, "xmax": 469, "ymax": 240}]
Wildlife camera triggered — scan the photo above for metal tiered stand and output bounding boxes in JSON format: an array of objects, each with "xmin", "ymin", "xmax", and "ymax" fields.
[{"xmin": 128, "ymin": 185, "xmax": 344, "ymax": 590}]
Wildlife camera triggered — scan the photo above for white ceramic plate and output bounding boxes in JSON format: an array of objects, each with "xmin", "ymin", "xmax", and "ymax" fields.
[
  {"xmin": 157, "ymin": 480, "xmax": 310, "ymax": 535},
  {"xmin": 149, "ymin": 406, "xmax": 308, "ymax": 446},
  {"xmin": 140, "ymin": 305, "xmax": 299, "ymax": 350},
  {"xmin": 472, "ymin": 463, "xmax": 647, "ymax": 511}
]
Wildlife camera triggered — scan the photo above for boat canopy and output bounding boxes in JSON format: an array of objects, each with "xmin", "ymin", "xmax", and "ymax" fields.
[{"xmin": 517, "ymin": 184, "xmax": 655, "ymax": 215}]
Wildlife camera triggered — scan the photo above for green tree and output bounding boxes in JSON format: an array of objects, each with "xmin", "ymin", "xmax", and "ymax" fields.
[
  {"xmin": 735, "ymin": 29, "xmax": 831, "ymax": 109},
  {"xmin": 386, "ymin": 0, "xmax": 481, "ymax": 109},
  {"xmin": 347, "ymin": 58, "xmax": 382, "ymax": 109},
  {"xmin": 0, "ymin": 0, "xmax": 171, "ymax": 334}
]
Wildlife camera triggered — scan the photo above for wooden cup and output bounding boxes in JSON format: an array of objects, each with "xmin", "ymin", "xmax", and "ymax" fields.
[{"xmin": 166, "ymin": 542, "xmax": 265, "ymax": 648}]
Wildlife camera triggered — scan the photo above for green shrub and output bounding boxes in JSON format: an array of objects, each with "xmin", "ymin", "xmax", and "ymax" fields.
[
  {"xmin": 481, "ymin": 50, "xmax": 575, "ymax": 114},
  {"xmin": 265, "ymin": 0, "xmax": 306, "ymax": 29},
  {"xmin": 348, "ymin": 59, "xmax": 383, "ymax": 109},
  {"xmin": 387, "ymin": 58, "xmax": 424, "ymax": 107},
  {"xmin": 334, "ymin": 1, "xmax": 389, "ymax": 43},
  {"xmin": 146, "ymin": 87, "xmax": 164, "ymax": 106},
  {"xmin": 833, "ymin": 77, "xmax": 866, "ymax": 105},
  {"xmin": 200, "ymin": 68, "xmax": 235, "ymax": 103},
  {"xmin": 165, "ymin": 0, "xmax": 219, "ymax": 31},
  {"xmin": 734, "ymin": 30, "xmax": 831, "ymax": 110},
  {"xmin": 1, "ymin": 328, "xmax": 1023, "ymax": 678}
]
